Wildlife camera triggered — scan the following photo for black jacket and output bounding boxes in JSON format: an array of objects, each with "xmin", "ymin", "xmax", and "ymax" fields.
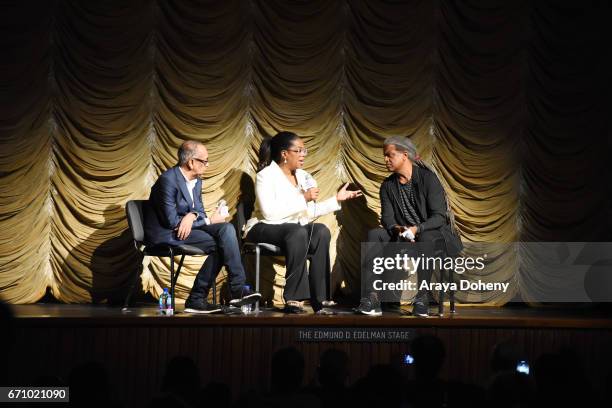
[{"xmin": 380, "ymin": 165, "xmax": 463, "ymax": 256}]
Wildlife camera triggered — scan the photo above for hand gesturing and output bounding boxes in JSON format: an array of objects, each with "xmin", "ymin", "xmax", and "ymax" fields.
[{"xmin": 336, "ymin": 183, "xmax": 363, "ymax": 202}]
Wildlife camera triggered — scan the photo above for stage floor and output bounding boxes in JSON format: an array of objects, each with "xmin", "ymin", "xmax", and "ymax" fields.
[{"xmin": 10, "ymin": 303, "xmax": 612, "ymax": 329}]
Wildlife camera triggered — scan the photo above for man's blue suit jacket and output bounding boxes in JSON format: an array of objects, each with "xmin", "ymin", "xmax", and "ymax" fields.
[{"xmin": 144, "ymin": 166, "xmax": 208, "ymax": 246}]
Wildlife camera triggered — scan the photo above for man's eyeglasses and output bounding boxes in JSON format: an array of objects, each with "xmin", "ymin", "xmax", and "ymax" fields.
[
  {"xmin": 192, "ymin": 157, "xmax": 209, "ymax": 165},
  {"xmin": 286, "ymin": 148, "xmax": 308, "ymax": 155}
]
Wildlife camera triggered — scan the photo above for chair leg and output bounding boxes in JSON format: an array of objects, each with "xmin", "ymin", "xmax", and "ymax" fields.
[
  {"xmin": 326, "ymin": 259, "xmax": 331, "ymax": 301},
  {"xmin": 169, "ymin": 250, "xmax": 175, "ymax": 310},
  {"xmin": 449, "ymin": 268, "xmax": 456, "ymax": 313},
  {"xmin": 122, "ymin": 253, "xmax": 144, "ymax": 311},
  {"xmin": 255, "ymin": 246, "xmax": 261, "ymax": 313},
  {"xmin": 170, "ymin": 252, "xmax": 185, "ymax": 312},
  {"xmin": 438, "ymin": 267, "xmax": 445, "ymax": 317},
  {"xmin": 212, "ymin": 278, "xmax": 217, "ymax": 305}
]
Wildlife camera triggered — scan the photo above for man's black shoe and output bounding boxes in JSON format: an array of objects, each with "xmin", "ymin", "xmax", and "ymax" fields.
[
  {"xmin": 184, "ymin": 300, "xmax": 223, "ymax": 314},
  {"xmin": 411, "ymin": 301, "xmax": 429, "ymax": 317},
  {"xmin": 354, "ymin": 293, "xmax": 382, "ymax": 316},
  {"xmin": 229, "ymin": 286, "xmax": 262, "ymax": 307}
]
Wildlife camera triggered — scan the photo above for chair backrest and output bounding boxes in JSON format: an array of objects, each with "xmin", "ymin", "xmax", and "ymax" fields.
[
  {"xmin": 415, "ymin": 160, "xmax": 461, "ymax": 238},
  {"xmin": 234, "ymin": 202, "xmax": 249, "ymax": 247},
  {"xmin": 126, "ymin": 200, "xmax": 147, "ymax": 247},
  {"xmin": 236, "ymin": 201, "xmax": 247, "ymax": 233}
]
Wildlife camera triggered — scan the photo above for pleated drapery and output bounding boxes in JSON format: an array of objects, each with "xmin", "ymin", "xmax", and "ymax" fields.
[{"xmin": 1, "ymin": 0, "xmax": 609, "ymax": 305}]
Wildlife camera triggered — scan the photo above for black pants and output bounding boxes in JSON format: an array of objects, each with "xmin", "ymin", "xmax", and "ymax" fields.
[
  {"xmin": 366, "ymin": 227, "xmax": 444, "ymax": 304},
  {"xmin": 246, "ymin": 222, "xmax": 331, "ymax": 310},
  {"xmin": 182, "ymin": 222, "xmax": 246, "ymax": 303}
]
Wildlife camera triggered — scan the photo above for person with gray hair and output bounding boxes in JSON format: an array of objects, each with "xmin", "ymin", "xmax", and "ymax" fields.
[
  {"xmin": 355, "ymin": 136, "xmax": 462, "ymax": 317},
  {"xmin": 383, "ymin": 136, "xmax": 418, "ymax": 161},
  {"xmin": 144, "ymin": 140, "xmax": 260, "ymax": 313}
]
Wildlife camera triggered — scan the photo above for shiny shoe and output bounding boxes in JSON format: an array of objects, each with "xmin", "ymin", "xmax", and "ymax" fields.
[
  {"xmin": 184, "ymin": 300, "xmax": 223, "ymax": 314},
  {"xmin": 229, "ymin": 285, "xmax": 262, "ymax": 307},
  {"xmin": 411, "ymin": 301, "xmax": 429, "ymax": 317},
  {"xmin": 354, "ymin": 292, "xmax": 382, "ymax": 316}
]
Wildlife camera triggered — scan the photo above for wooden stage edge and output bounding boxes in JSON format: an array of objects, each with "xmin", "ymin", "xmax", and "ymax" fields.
[
  {"xmin": 9, "ymin": 303, "xmax": 612, "ymax": 406},
  {"xmin": 11, "ymin": 303, "xmax": 612, "ymax": 329}
]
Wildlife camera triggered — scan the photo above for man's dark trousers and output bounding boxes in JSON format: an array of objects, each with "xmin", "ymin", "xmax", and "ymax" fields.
[
  {"xmin": 182, "ymin": 222, "xmax": 246, "ymax": 303},
  {"xmin": 366, "ymin": 227, "xmax": 443, "ymax": 304}
]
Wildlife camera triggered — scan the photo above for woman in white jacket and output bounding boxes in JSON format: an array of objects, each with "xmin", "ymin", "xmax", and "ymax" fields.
[{"xmin": 245, "ymin": 132, "xmax": 361, "ymax": 313}]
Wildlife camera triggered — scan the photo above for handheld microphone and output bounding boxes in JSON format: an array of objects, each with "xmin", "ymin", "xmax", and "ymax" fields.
[
  {"xmin": 303, "ymin": 173, "xmax": 317, "ymax": 190},
  {"xmin": 303, "ymin": 173, "xmax": 318, "ymax": 201}
]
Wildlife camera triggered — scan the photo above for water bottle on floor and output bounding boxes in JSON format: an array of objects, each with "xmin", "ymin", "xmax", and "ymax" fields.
[
  {"xmin": 165, "ymin": 290, "xmax": 174, "ymax": 316},
  {"xmin": 159, "ymin": 288, "xmax": 173, "ymax": 316},
  {"xmin": 241, "ymin": 285, "xmax": 252, "ymax": 315}
]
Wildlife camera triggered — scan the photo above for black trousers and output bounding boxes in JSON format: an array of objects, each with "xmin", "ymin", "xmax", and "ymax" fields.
[
  {"xmin": 246, "ymin": 222, "xmax": 331, "ymax": 310},
  {"xmin": 366, "ymin": 227, "xmax": 444, "ymax": 304}
]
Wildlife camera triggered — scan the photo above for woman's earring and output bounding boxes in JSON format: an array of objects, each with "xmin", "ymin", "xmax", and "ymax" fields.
[{"xmin": 284, "ymin": 159, "xmax": 287, "ymax": 164}]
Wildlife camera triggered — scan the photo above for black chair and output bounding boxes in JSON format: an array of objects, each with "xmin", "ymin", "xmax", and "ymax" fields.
[
  {"xmin": 235, "ymin": 202, "xmax": 328, "ymax": 312},
  {"xmin": 124, "ymin": 200, "xmax": 215, "ymax": 311}
]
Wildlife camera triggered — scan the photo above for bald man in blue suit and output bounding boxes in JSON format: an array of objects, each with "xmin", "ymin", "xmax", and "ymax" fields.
[{"xmin": 144, "ymin": 140, "xmax": 260, "ymax": 313}]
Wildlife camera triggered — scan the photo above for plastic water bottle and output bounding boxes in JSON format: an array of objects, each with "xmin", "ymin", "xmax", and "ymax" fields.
[
  {"xmin": 241, "ymin": 285, "xmax": 252, "ymax": 315},
  {"xmin": 165, "ymin": 290, "xmax": 174, "ymax": 316},
  {"xmin": 159, "ymin": 288, "xmax": 168, "ymax": 312},
  {"xmin": 241, "ymin": 303, "xmax": 252, "ymax": 314},
  {"xmin": 159, "ymin": 288, "xmax": 173, "ymax": 316}
]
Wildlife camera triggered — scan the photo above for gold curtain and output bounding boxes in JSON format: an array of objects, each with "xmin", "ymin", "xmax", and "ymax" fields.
[{"xmin": 1, "ymin": 0, "xmax": 608, "ymax": 304}]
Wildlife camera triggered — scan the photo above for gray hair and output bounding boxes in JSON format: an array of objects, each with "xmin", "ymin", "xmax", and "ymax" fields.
[
  {"xmin": 177, "ymin": 140, "xmax": 203, "ymax": 166},
  {"xmin": 383, "ymin": 136, "xmax": 418, "ymax": 161}
]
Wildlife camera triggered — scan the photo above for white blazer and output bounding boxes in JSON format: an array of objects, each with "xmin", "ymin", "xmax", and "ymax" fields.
[{"xmin": 244, "ymin": 161, "xmax": 341, "ymax": 234}]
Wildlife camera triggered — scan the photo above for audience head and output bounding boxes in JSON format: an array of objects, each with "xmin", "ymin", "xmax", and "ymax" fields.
[
  {"xmin": 491, "ymin": 341, "xmax": 525, "ymax": 373},
  {"xmin": 201, "ymin": 382, "xmax": 231, "ymax": 408},
  {"xmin": 362, "ymin": 364, "xmax": 404, "ymax": 407},
  {"xmin": 162, "ymin": 355, "xmax": 200, "ymax": 395},
  {"xmin": 0, "ymin": 301, "xmax": 14, "ymax": 351},
  {"xmin": 0, "ymin": 302, "xmax": 15, "ymax": 385},
  {"xmin": 257, "ymin": 131, "xmax": 305, "ymax": 172},
  {"xmin": 487, "ymin": 370, "xmax": 535, "ymax": 408},
  {"xmin": 68, "ymin": 361, "xmax": 111, "ymax": 405},
  {"xmin": 271, "ymin": 346, "xmax": 305, "ymax": 393},
  {"xmin": 317, "ymin": 348, "xmax": 350, "ymax": 388},
  {"xmin": 411, "ymin": 334, "xmax": 446, "ymax": 380},
  {"xmin": 533, "ymin": 349, "xmax": 592, "ymax": 405}
]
